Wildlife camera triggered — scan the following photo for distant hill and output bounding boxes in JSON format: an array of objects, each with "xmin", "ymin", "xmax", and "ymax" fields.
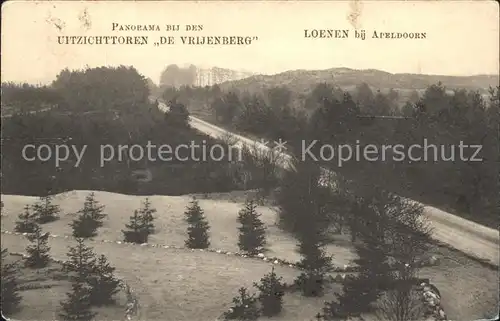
[{"xmin": 218, "ymin": 68, "xmax": 499, "ymax": 96}]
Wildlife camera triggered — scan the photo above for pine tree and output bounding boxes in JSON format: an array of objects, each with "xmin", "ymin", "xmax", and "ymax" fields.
[
  {"xmin": 223, "ymin": 287, "xmax": 260, "ymax": 320},
  {"xmin": 62, "ymin": 238, "xmax": 97, "ymax": 282},
  {"xmin": 14, "ymin": 204, "xmax": 37, "ymax": 233},
  {"xmin": 294, "ymin": 186, "xmax": 333, "ymax": 298},
  {"xmin": 321, "ymin": 273, "xmax": 379, "ymax": 320},
  {"xmin": 184, "ymin": 199, "xmax": 210, "ymax": 249},
  {"xmin": 1, "ymin": 248, "xmax": 22, "ymax": 316},
  {"xmin": 25, "ymin": 224, "xmax": 51, "ymax": 268},
  {"xmin": 294, "ymin": 231, "xmax": 333, "ymax": 297},
  {"xmin": 138, "ymin": 197, "xmax": 156, "ymax": 235},
  {"xmin": 59, "ymin": 279, "xmax": 97, "ymax": 321},
  {"xmin": 71, "ymin": 208, "xmax": 99, "ymax": 239},
  {"xmin": 81, "ymin": 192, "xmax": 107, "ymax": 228},
  {"xmin": 32, "ymin": 195, "xmax": 60, "ymax": 224},
  {"xmin": 327, "ymin": 189, "xmax": 431, "ymax": 318},
  {"xmin": 70, "ymin": 193, "xmax": 107, "ymax": 239},
  {"xmin": 237, "ymin": 199, "xmax": 266, "ymax": 255},
  {"xmin": 276, "ymin": 160, "xmax": 333, "ymax": 297},
  {"xmin": 88, "ymin": 254, "xmax": 120, "ymax": 306},
  {"xmin": 122, "ymin": 210, "xmax": 148, "ymax": 244},
  {"xmin": 253, "ymin": 266, "xmax": 285, "ymax": 317},
  {"xmin": 326, "ymin": 195, "xmax": 392, "ymax": 316}
]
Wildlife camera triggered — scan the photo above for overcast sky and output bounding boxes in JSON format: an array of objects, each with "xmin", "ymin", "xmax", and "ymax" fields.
[{"xmin": 1, "ymin": 1, "xmax": 499, "ymax": 85}]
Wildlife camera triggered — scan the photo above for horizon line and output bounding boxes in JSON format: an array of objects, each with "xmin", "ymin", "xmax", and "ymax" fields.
[{"xmin": 1, "ymin": 65, "xmax": 499, "ymax": 86}]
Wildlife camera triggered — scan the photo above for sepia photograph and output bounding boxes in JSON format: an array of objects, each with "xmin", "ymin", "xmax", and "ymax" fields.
[{"xmin": 1, "ymin": 1, "xmax": 499, "ymax": 321}]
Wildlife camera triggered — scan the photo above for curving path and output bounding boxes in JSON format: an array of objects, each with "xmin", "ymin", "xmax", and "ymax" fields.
[{"xmin": 156, "ymin": 101, "xmax": 499, "ymax": 267}]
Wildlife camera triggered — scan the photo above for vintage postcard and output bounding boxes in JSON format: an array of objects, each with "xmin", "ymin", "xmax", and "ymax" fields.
[{"xmin": 1, "ymin": 1, "xmax": 498, "ymax": 321}]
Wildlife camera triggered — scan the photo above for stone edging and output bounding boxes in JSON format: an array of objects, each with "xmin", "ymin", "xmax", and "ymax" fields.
[
  {"xmin": 1, "ymin": 230, "xmax": 350, "ymax": 272},
  {"xmin": 1, "ymin": 230, "xmax": 440, "ymax": 273},
  {"xmin": 418, "ymin": 282, "xmax": 449, "ymax": 321},
  {"xmin": 2, "ymin": 229, "xmax": 447, "ymax": 321}
]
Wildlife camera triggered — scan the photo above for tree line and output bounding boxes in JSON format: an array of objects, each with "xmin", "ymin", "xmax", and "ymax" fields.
[
  {"xmin": 1, "ymin": 66, "xmax": 276, "ymax": 196},
  {"xmin": 1, "ymin": 82, "xmax": 61, "ymax": 112}
]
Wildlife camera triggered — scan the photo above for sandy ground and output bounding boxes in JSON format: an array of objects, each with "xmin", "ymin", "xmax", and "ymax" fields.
[
  {"xmin": 1, "ymin": 190, "xmax": 498, "ymax": 320},
  {"xmin": 1, "ymin": 233, "xmax": 337, "ymax": 321}
]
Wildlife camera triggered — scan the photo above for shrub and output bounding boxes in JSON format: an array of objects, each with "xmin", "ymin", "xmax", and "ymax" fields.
[
  {"xmin": 223, "ymin": 287, "xmax": 260, "ymax": 321},
  {"xmin": 59, "ymin": 279, "xmax": 96, "ymax": 321},
  {"xmin": 81, "ymin": 192, "xmax": 107, "ymax": 228},
  {"xmin": 1, "ymin": 248, "xmax": 22, "ymax": 315},
  {"xmin": 14, "ymin": 204, "xmax": 37, "ymax": 233},
  {"xmin": 71, "ymin": 215, "xmax": 99, "ymax": 239},
  {"xmin": 24, "ymin": 224, "xmax": 51, "ymax": 268},
  {"xmin": 253, "ymin": 266, "xmax": 285, "ymax": 316},
  {"xmin": 62, "ymin": 238, "xmax": 97, "ymax": 281},
  {"xmin": 88, "ymin": 254, "xmax": 120, "ymax": 306},
  {"xmin": 138, "ymin": 197, "xmax": 156, "ymax": 235},
  {"xmin": 122, "ymin": 210, "xmax": 149, "ymax": 244},
  {"xmin": 32, "ymin": 195, "xmax": 60, "ymax": 224}
]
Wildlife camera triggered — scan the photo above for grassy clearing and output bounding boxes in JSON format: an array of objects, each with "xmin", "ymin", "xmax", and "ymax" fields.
[
  {"xmin": 1, "ymin": 234, "xmax": 337, "ymax": 321},
  {"xmin": 0, "ymin": 190, "xmax": 357, "ymax": 267},
  {"xmin": 1, "ymin": 190, "xmax": 498, "ymax": 320}
]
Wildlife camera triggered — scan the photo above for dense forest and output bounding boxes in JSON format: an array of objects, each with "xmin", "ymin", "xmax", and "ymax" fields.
[
  {"xmin": 161, "ymin": 82, "xmax": 499, "ymax": 228},
  {"xmin": 2, "ymin": 66, "xmax": 498, "ymax": 227},
  {"xmin": 1, "ymin": 83, "xmax": 61, "ymax": 113}
]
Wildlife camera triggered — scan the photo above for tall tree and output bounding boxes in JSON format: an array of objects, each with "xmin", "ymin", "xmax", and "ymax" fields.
[
  {"xmin": 277, "ymin": 159, "xmax": 333, "ymax": 297},
  {"xmin": 215, "ymin": 91, "xmax": 241, "ymax": 124},
  {"xmin": 165, "ymin": 99, "xmax": 190, "ymax": 128},
  {"xmin": 276, "ymin": 159, "xmax": 332, "ymax": 236},
  {"xmin": 294, "ymin": 232, "xmax": 333, "ymax": 297},
  {"xmin": 159, "ymin": 64, "xmax": 181, "ymax": 87},
  {"xmin": 354, "ymin": 82, "xmax": 375, "ymax": 114},
  {"xmin": 324, "ymin": 187, "xmax": 432, "ymax": 319}
]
